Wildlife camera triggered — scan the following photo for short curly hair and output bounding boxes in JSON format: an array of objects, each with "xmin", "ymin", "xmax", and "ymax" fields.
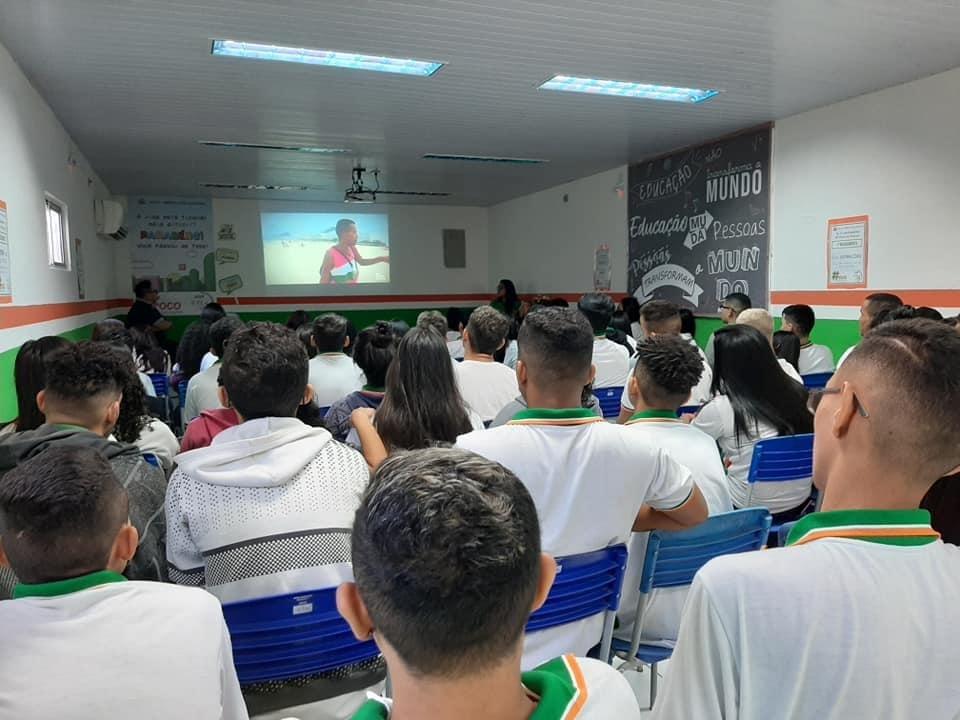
[{"xmin": 633, "ymin": 334, "xmax": 704, "ymax": 404}]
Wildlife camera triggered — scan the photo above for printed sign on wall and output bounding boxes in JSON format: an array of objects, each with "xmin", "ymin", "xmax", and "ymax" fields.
[
  {"xmin": 0, "ymin": 200, "xmax": 11, "ymax": 304},
  {"xmin": 627, "ymin": 126, "xmax": 772, "ymax": 315},
  {"xmin": 128, "ymin": 197, "xmax": 217, "ymax": 315},
  {"xmin": 827, "ymin": 215, "xmax": 868, "ymax": 288}
]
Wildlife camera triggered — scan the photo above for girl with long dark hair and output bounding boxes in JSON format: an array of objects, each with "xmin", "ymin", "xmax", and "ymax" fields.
[
  {"xmin": 350, "ymin": 326, "xmax": 481, "ymax": 467},
  {"xmin": 492, "ymin": 278, "xmax": 520, "ymax": 318},
  {"xmin": 693, "ymin": 324, "xmax": 813, "ymax": 521},
  {"xmin": 2, "ymin": 336, "xmax": 72, "ymax": 434}
]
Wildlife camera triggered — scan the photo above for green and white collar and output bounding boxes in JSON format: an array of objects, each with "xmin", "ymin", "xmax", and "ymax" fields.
[
  {"xmin": 786, "ymin": 509, "xmax": 940, "ymax": 547},
  {"xmin": 627, "ymin": 409, "xmax": 681, "ymax": 424},
  {"xmin": 509, "ymin": 408, "xmax": 604, "ymax": 426},
  {"xmin": 14, "ymin": 570, "xmax": 127, "ymax": 599}
]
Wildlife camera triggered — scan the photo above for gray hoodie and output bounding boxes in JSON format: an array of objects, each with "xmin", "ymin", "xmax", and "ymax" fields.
[{"xmin": 0, "ymin": 425, "xmax": 168, "ymax": 592}]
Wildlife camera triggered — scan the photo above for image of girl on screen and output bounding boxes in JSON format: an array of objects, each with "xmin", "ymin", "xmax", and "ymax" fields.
[{"xmin": 319, "ymin": 218, "xmax": 389, "ymax": 284}]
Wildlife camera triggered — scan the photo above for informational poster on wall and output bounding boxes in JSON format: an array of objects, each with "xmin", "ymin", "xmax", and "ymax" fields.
[
  {"xmin": 0, "ymin": 200, "xmax": 11, "ymax": 304},
  {"xmin": 128, "ymin": 197, "xmax": 216, "ymax": 315},
  {"xmin": 627, "ymin": 126, "xmax": 771, "ymax": 315},
  {"xmin": 827, "ymin": 215, "xmax": 868, "ymax": 288}
]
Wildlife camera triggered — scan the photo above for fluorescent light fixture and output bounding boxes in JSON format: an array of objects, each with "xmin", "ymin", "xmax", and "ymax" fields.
[
  {"xmin": 199, "ymin": 141, "xmax": 352, "ymax": 154},
  {"xmin": 200, "ymin": 183, "xmax": 314, "ymax": 191},
  {"xmin": 211, "ymin": 40, "xmax": 444, "ymax": 77},
  {"xmin": 423, "ymin": 154, "xmax": 548, "ymax": 165},
  {"xmin": 539, "ymin": 75, "xmax": 719, "ymax": 103}
]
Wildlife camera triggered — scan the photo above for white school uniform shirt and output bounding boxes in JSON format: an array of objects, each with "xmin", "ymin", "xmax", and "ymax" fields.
[
  {"xmin": 798, "ymin": 343, "xmax": 835, "ymax": 375},
  {"xmin": 454, "ymin": 359, "xmax": 519, "ymax": 422},
  {"xmin": 837, "ymin": 344, "xmax": 857, "ymax": 369},
  {"xmin": 0, "ymin": 573, "xmax": 247, "ymax": 720},
  {"xmin": 631, "ymin": 320, "xmax": 643, "ymax": 340},
  {"xmin": 446, "ymin": 331, "xmax": 465, "ymax": 360},
  {"xmin": 592, "ymin": 337, "xmax": 631, "ymax": 389},
  {"xmin": 692, "ymin": 395, "xmax": 811, "ymax": 514},
  {"xmin": 778, "ymin": 357, "xmax": 803, "ymax": 384},
  {"xmin": 308, "ymin": 352, "xmax": 366, "ymax": 407},
  {"xmin": 620, "ymin": 337, "xmax": 713, "ymax": 412},
  {"xmin": 456, "ymin": 409, "xmax": 695, "ymax": 669},
  {"xmin": 652, "ymin": 510, "xmax": 960, "ymax": 720},
  {"xmin": 617, "ymin": 411, "xmax": 733, "ymax": 644},
  {"xmin": 184, "ymin": 363, "xmax": 223, "ymax": 424},
  {"xmin": 200, "ymin": 351, "xmax": 218, "ymax": 372},
  {"xmin": 139, "ymin": 371, "xmax": 157, "ymax": 398}
]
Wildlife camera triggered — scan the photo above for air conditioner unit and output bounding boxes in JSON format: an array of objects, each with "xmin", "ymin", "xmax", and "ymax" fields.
[{"xmin": 95, "ymin": 199, "xmax": 125, "ymax": 236}]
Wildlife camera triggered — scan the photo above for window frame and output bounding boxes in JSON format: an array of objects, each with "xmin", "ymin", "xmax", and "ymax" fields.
[{"xmin": 44, "ymin": 193, "xmax": 70, "ymax": 270}]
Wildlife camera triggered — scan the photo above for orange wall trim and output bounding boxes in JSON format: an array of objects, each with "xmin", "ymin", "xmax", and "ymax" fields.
[
  {"xmin": 0, "ymin": 298, "xmax": 130, "ymax": 330},
  {"xmin": 771, "ymin": 289, "xmax": 960, "ymax": 307}
]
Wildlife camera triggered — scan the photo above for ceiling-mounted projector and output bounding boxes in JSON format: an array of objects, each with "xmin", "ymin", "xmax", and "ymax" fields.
[{"xmin": 343, "ymin": 166, "xmax": 452, "ymax": 203}]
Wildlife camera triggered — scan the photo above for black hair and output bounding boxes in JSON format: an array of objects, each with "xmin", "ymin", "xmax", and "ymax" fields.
[
  {"xmin": 312, "ymin": 313, "xmax": 349, "ymax": 353},
  {"xmin": 679, "ymin": 308, "xmax": 697, "ymax": 337},
  {"xmin": 128, "ymin": 327, "xmax": 167, "ymax": 374},
  {"xmin": 375, "ymin": 328, "xmax": 473, "ymax": 451},
  {"xmin": 44, "ymin": 342, "xmax": 125, "ymax": 413},
  {"xmin": 773, "ymin": 330, "xmax": 801, "ymax": 372},
  {"xmin": 948, "ymin": 316, "xmax": 960, "ymax": 328},
  {"xmin": 497, "ymin": 279, "xmax": 520, "ymax": 317},
  {"xmin": 577, "ymin": 293, "xmax": 615, "ymax": 335},
  {"xmin": 915, "ymin": 306, "xmax": 944, "ymax": 322},
  {"xmin": 466, "ymin": 306, "xmax": 510, "ymax": 355},
  {"xmin": 175, "ymin": 322, "xmax": 212, "ymax": 380},
  {"xmin": 518, "ymin": 307, "xmax": 594, "ymax": 386},
  {"xmin": 209, "ymin": 316, "xmax": 245, "ymax": 358},
  {"xmin": 782, "ymin": 304, "xmax": 816, "ymax": 337},
  {"xmin": 219, "ymin": 323, "xmax": 307, "ymax": 419},
  {"xmin": 446, "ymin": 307, "xmax": 465, "ymax": 333},
  {"xmin": 200, "ymin": 302, "xmax": 226, "ymax": 325},
  {"xmin": 336, "ymin": 218, "xmax": 356, "ymax": 237},
  {"xmin": 865, "ymin": 292, "xmax": 904, "ymax": 310},
  {"xmin": 640, "ymin": 300, "xmax": 682, "ymax": 334},
  {"xmin": 91, "ymin": 319, "xmax": 125, "ymax": 342},
  {"xmin": 621, "ymin": 296, "xmax": 641, "ymax": 324},
  {"xmin": 724, "ymin": 293, "xmax": 752, "ymax": 312},
  {"xmin": 634, "ymin": 335, "xmax": 704, "ymax": 408},
  {"xmin": 390, "ymin": 319, "xmax": 411, "ymax": 339},
  {"xmin": 351, "ymin": 447, "xmax": 541, "ymax": 676},
  {"xmin": 870, "ymin": 305, "xmax": 917, "ymax": 331},
  {"xmin": 101, "ymin": 345, "xmax": 149, "ymax": 444},
  {"xmin": 610, "ymin": 311, "xmax": 632, "ymax": 337},
  {"xmin": 12, "ymin": 337, "xmax": 72, "ymax": 432},
  {"xmin": 343, "ymin": 318, "xmax": 358, "ymax": 357},
  {"xmin": 0, "ymin": 446, "xmax": 130, "ymax": 584},
  {"xmin": 711, "ymin": 324, "xmax": 812, "ymax": 443},
  {"xmin": 285, "ymin": 310, "xmax": 310, "ymax": 331},
  {"xmin": 133, "ymin": 279, "xmax": 153, "ymax": 299},
  {"xmin": 297, "ymin": 324, "xmax": 318, "ymax": 359},
  {"xmin": 353, "ymin": 322, "xmax": 397, "ymax": 388}
]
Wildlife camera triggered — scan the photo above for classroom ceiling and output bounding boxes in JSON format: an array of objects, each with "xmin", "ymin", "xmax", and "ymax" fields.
[{"xmin": 2, "ymin": 0, "xmax": 960, "ymax": 206}]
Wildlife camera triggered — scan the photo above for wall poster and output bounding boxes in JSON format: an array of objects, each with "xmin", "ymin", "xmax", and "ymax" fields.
[{"xmin": 827, "ymin": 215, "xmax": 868, "ymax": 288}]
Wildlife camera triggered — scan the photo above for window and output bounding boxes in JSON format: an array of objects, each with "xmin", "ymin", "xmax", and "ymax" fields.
[{"xmin": 45, "ymin": 195, "xmax": 69, "ymax": 269}]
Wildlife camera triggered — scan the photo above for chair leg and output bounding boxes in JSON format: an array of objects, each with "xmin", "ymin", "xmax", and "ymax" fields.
[{"xmin": 649, "ymin": 661, "xmax": 659, "ymax": 710}]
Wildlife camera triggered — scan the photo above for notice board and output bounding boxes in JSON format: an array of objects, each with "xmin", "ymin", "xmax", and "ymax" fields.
[{"xmin": 627, "ymin": 126, "xmax": 772, "ymax": 315}]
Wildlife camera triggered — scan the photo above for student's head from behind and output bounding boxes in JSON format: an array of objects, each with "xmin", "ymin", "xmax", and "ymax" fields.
[
  {"xmin": 38, "ymin": 342, "xmax": 128, "ymax": 437},
  {"xmin": 0, "ymin": 447, "xmax": 137, "ymax": 584},
  {"xmin": 91, "ymin": 318, "xmax": 125, "ymax": 342},
  {"xmin": 640, "ymin": 300, "xmax": 682, "ymax": 337},
  {"xmin": 814, "ymin": 319, "xmax": 960, "ymax": 507},
  {"xmin": 621, "ymin": 296, "xmax": 641, "ymax": 323},
  {"xmin": 209, "ymin": 315, "xmax": 244, "ymax": 358},
  {"xmin": 297, "ymin": 324, "xmax": 317, "ymax": 359},
  {"xmin": 95, "ymin": 343, "xmax": 149, "ymax": 445},
  {"xmin": 869, "ymin": 305, "xmax": 916, "ymax": 332},
  {"xmin": 133, "ymin": 279, "xmax": 157, "ymax": 302},
  {"xmin": 518, "ymin": 307, "xmax": 595, "ymax": 395},
  {"xmin": 312, "ymin": 313, "xmax": 350, "ymax": 353},
  {"xmin": 416, "ymin": 310, "xmax": 447, "ymax": 338},
  {"xmin": 679, "ymin": 308, "xmax": 697, "ymax": 337},
  {"xmin": 219, "ymin": 322, "xmax": 311, "ymax": 421},
  {"xmin": 284, "ymin": 310, "xmax": 310, "ymax": 331},
  {"xmin": 719, "ymin": 292, "xmax": 751, "ymax": 324},
  {"xmin": 609, "ymin": 310, "xmax": 632, "ymax": 337},
  {"xmin": 781, "ymin": 304, "xmax": 816, "ymax": 339},
  {"xmin": 464, "ymin": 306, "xmax": 511, "ymax": 355},
  {"xmin": 336, "ymin": 219, "xmax": 358, "ymax": 245},
  {"xmin": 353, "ymin": 322, "xmax": 397, "ymax": 388},
  {"xmin": 914, "ymin": 306, "xmax": 944, "ymax": 322},
  {"xmin": 577, "ymin": 293, "xmax": 615, "ymax": 335},
  {"xmin": 773, "ymin": 330, "xmax": 801, "ymax": 371},
  {"xmin": 446, "ymin": 307, "xmax": 465, "ymax": 333},
  {"xmin": 200, "ymin": 302, "xmax": 226, "ymax": 325},
  {"xmin": 629, "ymin": 335, "xmax": 704, "ymax": 412},
  {"xmin": 12, "ymin": 336, "xmax": 72, "ymax": 432},
  {"xmin": 858, "ymin": 292, "xmax": 903, "ymax": 337},
  {"xmin": 736, "ymin": 308, "xmax": 775, "ymax": 344},
  {"xmin": 338, "ymin": 447, "xmax": 555, "ymax": 677}
]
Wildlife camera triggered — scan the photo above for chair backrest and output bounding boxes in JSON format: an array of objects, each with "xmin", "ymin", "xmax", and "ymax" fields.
[
  {"xmin": 639, "ymin": 509, "xmax": 772, "ymax": 593},
  {"xmin": 747, "ymin": 434, "xmax": 814, "ymax": 485},
  {"xmin": 778, "ymin": 520, "xmax": 798, "ymax": 547},
  {"xmin": 802, "ymin": 372, "xmax": 833, "ymax": 390},
  {"xmin": 178, "ymin": 379, "xmax": 188, "ymax": 399},
  {"xmin": 594, "ymin": 387, "xmax": 624, "ymax": 419},
  {"xmin": 318, "ymin": 406, "xmax": 330, "ymax": 417},
  {"xmin": 526, "ymin": 544, "xmax": 627, "ymax": 633},
  {"xmin": 222, "ymin": 587, "xmax": 381, "ymax": 685},
  {"xmin": 148, "ymin": 373, "xmax": 169, "ymax": 397},
  {"xmin": 142, "ymin": 452, "xmax": 160, "ymax": 468},
  {"xmin": 678, "ymin": 404, "xmax": 701, "ymax": 416}
]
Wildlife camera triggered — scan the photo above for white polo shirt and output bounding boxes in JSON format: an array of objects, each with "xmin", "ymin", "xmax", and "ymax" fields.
[
  {"xmin": 798, "ymin": 343, "xmax": 835, "ymax": 375},
  {"xmin": 692, "ymin": 395, "xmax": 811, "ymax": 514},
  {"xmin": 652, "ymin": 510, "xmax": 960, "ymax": 720},
  {"xmin": 454, "ymin": 359, "xmax": 519, "ymax": 422},
  {"xmin": 620, "ymin": 338, "xmax": 713, "ymax": 412},
  {"xmin": 778, "ymin": 357, "xmax": 803, "ymax": 384},
  {"xmin": 0, "ymin": 572, "xmax": 247, "ymax": 719},
  {"xmin": 618, "ymin": 411, "xmax": 733, "ymax": 643},
  {"xmin": 456, "ymin": 409, "xmax": 695, "ymax": 668},
  {"xmin": 184, "ymin": 363, "xmax": 223, "ymax": 424},
  {"xmin": 837, "ymin": 344, "xmax": 857, "ymax": 369},
  {"xmin": 592, "ymin": 337, "xmax": 631, "ymax": 389},
  {"xmin": 308, "ymin": 352, "xmax": 366, "ymax": 407}
]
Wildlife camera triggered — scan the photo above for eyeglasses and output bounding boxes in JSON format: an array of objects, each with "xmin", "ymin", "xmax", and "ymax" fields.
[
  {"xmin": 718, "ymin": 305, "xmax": 734, "ymax": 313},
  {"xmin": 807, "ymin": 387, "xmax": 870, "ymax": 418}
]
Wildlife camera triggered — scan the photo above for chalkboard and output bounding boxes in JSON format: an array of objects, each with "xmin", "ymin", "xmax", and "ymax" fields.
[{"xmin": 627, "ymin": 126, "xmax": 771, "ymax": 315}]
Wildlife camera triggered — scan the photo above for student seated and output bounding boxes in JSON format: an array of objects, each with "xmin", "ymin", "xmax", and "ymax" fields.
[
  {"xmin": 325, "ymin": 322, "xmax": 397, "ymax": 442},
  {"xmin": 166, "ymin": 322, "xmax": 374, "ymax": 716},
  {"xmin": 338, "ymin": 447, "xmax": 642, "ymax": 720},
  {"xmin": 781, "ymin": 303, "xmax": 835, "ymax": 374},
  {"xmin": 618, "ymin": 335, "xmax": 733, "ymax": 644},
  {"xmin": 0, "ymin": 336, "xmax": 71, "ymax": 436},
  {"xmin": 0, "ymin": 447, "xmax": 246, "ymax": 719},
  {"xmin": 176, "ymin": 302, "xmax": 227, "ymax": 382},
  {"xmin": 308, "ymin": 313, "xmax": 366, "ymax": 407},
  {"xmin": 773, "ymin": 330, "xmax": 801, "ymax": 373},
  {"xmin": 617, "ymin": 300, "xmax": 713, "ymax": 423},
  {"xmin": 92, "ymin": 321, "xmax": 158, "ymax": 399},
  {"xmin": 183, "ymin": 315, "xmax": 245, "ymax": 424},
  {"xmin": 578, "ymin": 293, "xmax": 630, "ymax": 388},
  {"xmin": 453, "ymin": 306, "xmax": 518, "ymax": 422},
  {"xmin": 654, "ymin": 320, "xmax": 960, "ymax": 719},
  {"xmin": 837, "ymin": 292, "xmax": 903, "ymax": 368},
  {"xmin": 705, "ymin": 292, "xmax": 751, "ymax": 367},
  {"xmin": 736, "ymin": 308, "xmax": 803, "ymax": 383},
  {"xmin": 456, "ymin": 306, "xmax": 707, "ymax": 667},
  {"xmin": 0, "ymin": 342, "xmax": 167, "ymax": 583},
  {"xmin": 692, "ymin": 325, "xmax": 814, "ymax": 523},
  {"xmin": 445, "ymin": 307, "xmax": 466, "ymax": 359}
]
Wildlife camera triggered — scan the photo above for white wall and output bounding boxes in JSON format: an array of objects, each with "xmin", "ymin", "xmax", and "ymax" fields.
[
  {"xmin": 488, "ymin": 167, "xmax": 628, "ymax": 295},
  {"xmin": 0, "ymin": 42, "xmax": 115, "ymax": 317}
]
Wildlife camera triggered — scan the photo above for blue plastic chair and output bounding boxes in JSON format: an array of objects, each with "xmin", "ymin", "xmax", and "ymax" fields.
[
  {"xmin": 148, "ymin": 373, "xmax": 169, "ymax": 398},
  {"xmin": 802, "ymin": 372, "xmax": 833, "ymax": 390},
  {"xmin": 677, "ymin": 404, "xmax": 701, "ymax": 416},
  {"xmin": 526, "ymin": 544, "xmax": 628, "ymax": 664},
  {"xmin": 142, "ymin": 453, "xmax": 160, "ymax": 468},
  {"xmin": 747, "ymin": 434, "xmax": 814, "ymax": 543},
  {"xmin": 318, "ymin": 406, "xmax": 330, "ymax": 418},
  {"xmin": 222, "ymin": 587, "xmax": 383, "ymax": 713},
  {"xmin": 778, "ymin": 520, "xmax": 798, "ymax": 547},
  {"xmin": 613, "ymin": 509, "xmax": 772, "ymax": 708},
  {"xmin": 594, "ymin": 387, "xmax": 624, "ymax": 420}
]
